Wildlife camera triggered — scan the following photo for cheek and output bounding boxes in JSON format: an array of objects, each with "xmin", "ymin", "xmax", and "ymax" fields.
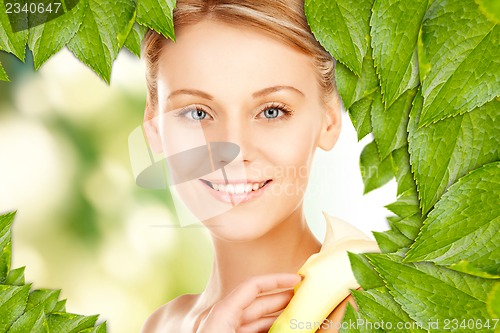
[
  {"xmin": 160, "ymin": 116, "xmax": 207, "ymax": 155},
  {"xmin": 257, "ymin": 117, "xmax": 322, "ymax": 172}
]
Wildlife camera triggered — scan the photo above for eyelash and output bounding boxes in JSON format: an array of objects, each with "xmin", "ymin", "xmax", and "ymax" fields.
[
  {"xmin": 174, "ymin": 102, "xmax": 294, "ymax": 122},
  {"xmin": 174, "ymin": 104, "xmax": 212, "ymax": 121},
  {"xmin": 258, "ymin": 102, "xmax": 294, "ymax": 121}
]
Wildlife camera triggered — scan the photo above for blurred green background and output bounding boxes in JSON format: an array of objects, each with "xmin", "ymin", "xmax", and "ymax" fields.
[
  {"xmin": 0, "ymin": 44, "xmax": 394, "ymax": 332},
  {"xmin": 0, "ymin": 48, "xmax": 213, "ymax": 333}
]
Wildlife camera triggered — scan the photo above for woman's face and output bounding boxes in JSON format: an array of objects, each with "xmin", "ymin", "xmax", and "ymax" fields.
[{"xmin": 148, "ymin": 20, "xmax": 340, "ymax": 241}]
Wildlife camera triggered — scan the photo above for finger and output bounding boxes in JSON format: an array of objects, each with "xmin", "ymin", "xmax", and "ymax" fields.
[
  {"xmin": 225, "ymin": 273, "xmax": 301, "ymax": 310},
  {"xmin": 237, "ymin": 316, "xmax": 278, "ymax": 333},
  {"xmin": 240, "ymin": 289, "xmax": 294, "ymax": 324},
  {"xmin": 205, "ymin": 274, "xmax": 300, "ymax": 329}
]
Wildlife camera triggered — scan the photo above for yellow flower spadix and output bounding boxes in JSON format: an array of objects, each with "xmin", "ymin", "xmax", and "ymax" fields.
[{"xmin": 269, "ymin": 212, "xmax": 380, "ymax": 333}]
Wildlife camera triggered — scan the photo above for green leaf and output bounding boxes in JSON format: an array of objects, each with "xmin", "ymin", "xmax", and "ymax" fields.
[
  {"xmin": 305, "ymin": 0, "xmax": 374, "ymax": 75},
  {"xmin": 52, "ymin": 299, "xmax": 66, "ymax": 312},
  {"xmin": 0, "ymin": 212, "xmax": 15, "ymax": 249},
  {"xmin": 340, "ymin": 304, "xmax": 380, "ymax": 333},
  {"xmin": 0, "ymin": 213, "xmax": 106, "ymax": 332},
  {"xmin": 405, "ymin": 162, "xmax": 500, "ymax": 278},
  {"xmin": 476, "ymin": 0, "xmax": 500, "ymax": 25},
  {"xmin": 339, "ymin": 47, "xmax": 379, "ymax": 142},
  {"xmin": 368, "ymin": 254, "xmax": 497, "ymax": 332},
  {"xmin": 136, "ymin": 0, "xmax": 175, "ymax": 40},
  {"xmin": 80, "ymin": 322, "xmax": 107, "ymax": 333},
  {"xmin": 0, "ymin": 285, "xmax": 30, "ymax": 332},
  {"xmin": 336, "ymin": 63, "xmax": 358, "ymax": 109},
  {"xmin": 389, "ymin": 213, "xmax": 422, "ymax": 242},
  {"xmin": 377, "ymin": 212, "xmax": 419, "ymax": 254},
  {"xmin": 487, "ymin": 283, "xmax": 500, "ymax": 319},
  {"xmin": 348, "ymin": 252, "xmax": 384, "ymax": 290},
  {"xmin": 8, "ymin": 306, "xmax": 47, "ymax": 333},
  {"xmin": 46, "ymin": 313, "xmax": 98, "ymax": 333},
  {"xmin": 419, "ymin": 0, "xmax": 500, "ymax": 126},
  {"xmin": 384, "ymin": 184, "xmax": 424, "ymax": 243},
  {"xmin": 0, "ymin": 60, "xmax": 9, "ymax": 81},
  {"xmin": 401, "ymin": 216, "xmax": 420, "ymax": 241},
  {"xmin": 385, "ymin": 188, "xmax": 420, "ymax": 219},
  {"xmin": 352, "ymin": 287, "xmax": 427, "ymax": 332},
  {"xmin": 391, "ymin": 146, "xmax": 416, "ymax": 196},
  {"xmin": 27, "ymin": 290, "xmax": 60, "ymax": 313},
  {"xmin": 417, "ymin": 28, "xmax": 432, "ymax": 83},
  {"xmin": 116, "ymin": 5, "xmax": 136, "ymax": 49},
  {"xmin": 373, "ymin": 229, "xmax": 412, "ymax": 253},
  {"xmin": 0, "ymin": 212, "xmax": 15, "ymax": 282},
  {"xmin": 370, "ymin": 0, "xmax": 426, "ymax": 107},
  {"xmin": 0, "ymin": 0, "xmax": 28, "ymax": 60},
  {"xmin": 5, "ymin": 267, "xmax": 25, "ymax": 286},
  {"xmin": 28, "ymin": 0, "xmax": 86, "ymax": 70},
  {"xmin": 408, "ymin": 92, "xmax": 500, "ymax": 214},
  {"xmin": 347, "ymin": 96, "xmax": 373, "ymax": 141},
  {"xmin": 371, "ymin": 88, "xmax": 417, "ymax": 159},
  {"xmin": 8, "ymin": 290, "xmax": 60, "ymax": 333},
  {"xmin": 336, "ymin": 47, "xmax": 379, "ymax": 110},
  {"xmin": 124, "ymin": 23, "xmax": 146, "ymax": 57},
  {"xmin": 0, "ymin": 243, "xmax": 12, "ymax": 283},
  {"xmin": 360, "ymin": 140, "xmax": 394, "ymax": 194},
  {"xmin": 67, "ymin": 0, "xmax": 137, "ymax": 83}
]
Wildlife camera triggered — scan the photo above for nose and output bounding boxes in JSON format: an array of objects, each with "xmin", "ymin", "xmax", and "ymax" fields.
[
  {"xmin": 208, "ymin": 141, "xmax": 241, "ymax": 169},
  {"xmin": 165, "ymin": 142, "xmax": 240, "ymax": 184},
  {"xmin": 205, "ymin": 117, "xmax": 255, "ymax": 166}
]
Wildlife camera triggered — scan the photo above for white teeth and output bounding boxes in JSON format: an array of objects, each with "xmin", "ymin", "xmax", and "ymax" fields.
[
  {"xmin": 208, "ymin": 181, "xmax": 268, "ymax": 193},
  {"xmin": 234, "ymin": 184, "xmax": 244, "ymax": 194}
]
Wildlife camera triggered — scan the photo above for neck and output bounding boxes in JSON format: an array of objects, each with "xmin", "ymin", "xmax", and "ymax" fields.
[{"xmin": 201, "ymin": 208, "xmax": 321, "ymax": 304}]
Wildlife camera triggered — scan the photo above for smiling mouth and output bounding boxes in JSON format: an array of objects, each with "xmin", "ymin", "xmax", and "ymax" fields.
[{"xmin": 199, "ymin": 179, "xmax": 272, "ymax": 194}]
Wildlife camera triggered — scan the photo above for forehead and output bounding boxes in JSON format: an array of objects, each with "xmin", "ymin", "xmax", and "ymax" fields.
[{"xmin": 157, "ymin": 20, "xmax": 319, "ymax": 99}]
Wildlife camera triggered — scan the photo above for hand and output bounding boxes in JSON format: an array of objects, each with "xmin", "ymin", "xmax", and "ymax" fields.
[{"xmin": 196, "ymin": 273, "xmax": 301, "ymax": 333}]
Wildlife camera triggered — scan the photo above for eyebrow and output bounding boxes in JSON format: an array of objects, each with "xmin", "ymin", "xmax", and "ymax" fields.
[
  {"xmin": 252, "ymin": 85, "xmax": 305, "ymax": 98},
  {"xmin": 167, "ymin": 89, "xmax": 214, "ymax": 101},
  {"xmin": 167, "ymin": 85, "xmax": 305, "ymax": 102}
]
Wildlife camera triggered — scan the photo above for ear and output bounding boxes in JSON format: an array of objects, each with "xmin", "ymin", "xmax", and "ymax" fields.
[
  {"xmin": 318, "ymin": 92, "xmax": 342, "ymax": 151},
  {"xmin": 143, "ymin": 98, "xmax": 163, "ymax": 154}
]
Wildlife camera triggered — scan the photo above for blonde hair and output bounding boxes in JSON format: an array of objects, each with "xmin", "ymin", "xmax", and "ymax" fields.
[{"xmin": 142, "ymin": 0, "xmax": 336, "ymax": 118}]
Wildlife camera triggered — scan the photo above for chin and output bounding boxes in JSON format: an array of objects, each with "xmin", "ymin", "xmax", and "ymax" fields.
[
  {"xmin": 202, "ymin": 199, "xmax": 302, "ymax": 243},
  {"xmin": 202, "ymin": 208, "xmax": 278, "ymax": 242}
]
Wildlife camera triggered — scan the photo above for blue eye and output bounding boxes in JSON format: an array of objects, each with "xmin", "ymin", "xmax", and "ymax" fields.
[
  {"xmin": 175, "ymin": 105, "xmax": 213, "ymax": 122},
  {"xmin": 263, "ymin": 107, "xmax": 281, "ymax": 119},
  {"xmin": 258, "ymin": 103, "xmax": 293, "ymax": 120},
  {"xmin": 191, "ymin": 109, "xmax": 207, "ymax": 120}
]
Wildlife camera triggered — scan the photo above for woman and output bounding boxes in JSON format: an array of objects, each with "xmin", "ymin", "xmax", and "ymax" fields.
[{"xmin": 141, "ymin": 0, "xmax": 356, "ymax": 331}]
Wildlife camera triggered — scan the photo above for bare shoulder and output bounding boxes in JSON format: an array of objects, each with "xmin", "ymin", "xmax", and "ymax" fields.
[
  {"xmin": 141, "ymin": 294, "xmax": 199, "ymax": 333},
  {"xmin": 316, "ymin": 294, "xmax": 357, "ymax": 333}
]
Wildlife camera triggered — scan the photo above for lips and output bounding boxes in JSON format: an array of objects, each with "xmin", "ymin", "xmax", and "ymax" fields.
[
  {"xmin": 200, "ymin": 179, "xmax": 271, "ymax": 194},
  {"xmin": 199, "ymin": 179, "xmax": 272, "ymax": 204}
]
